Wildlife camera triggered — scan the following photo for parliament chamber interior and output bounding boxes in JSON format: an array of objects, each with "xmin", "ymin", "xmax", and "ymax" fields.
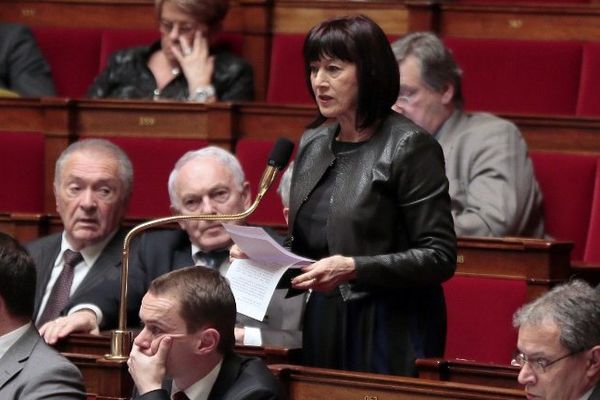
[{"xmin": 2, "ymin": 0, "xmax": 600, "ymax": 398}]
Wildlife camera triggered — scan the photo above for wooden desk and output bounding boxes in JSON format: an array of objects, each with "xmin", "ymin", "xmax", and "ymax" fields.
[
  {"xmin": 416, "ymin": 358, "xmax": 521, "ymax": 390},
  {"xmin": 269, "ymin": 364, "xmax": 526, "ymax": 400},
  {"xmin": 456, "ymin": 236, "xmax": 572, "ymax": 300},
  {"xmin": 406, "ymin": 0, "xmax": 600, "ymax": 41}
]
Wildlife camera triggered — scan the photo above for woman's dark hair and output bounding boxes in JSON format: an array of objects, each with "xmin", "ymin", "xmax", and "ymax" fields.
[{"xmin": 303, "ymin": 15, "xmax": 399, "ymax": 130}]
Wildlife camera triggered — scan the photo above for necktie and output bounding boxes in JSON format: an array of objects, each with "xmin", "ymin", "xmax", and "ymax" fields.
[
  {"xmin": 172, "ymin": 391, "xmax": 190, "ymax": 400},
  {"xmin": 37, "ymin": 249, "xmax": 83, "ymax": 326},
  {"xmin": 195, "ymin": 249, "xmax": 229, "ymax": 270}
]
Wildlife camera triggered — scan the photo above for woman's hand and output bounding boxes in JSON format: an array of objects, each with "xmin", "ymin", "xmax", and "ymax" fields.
[
  {"xmin": 291, "ymin": 255, "xmax": 357, "ymax": 292},
  {"xmin": 172, "ymin": 30, "xmax": 215, "ymax": 98}
]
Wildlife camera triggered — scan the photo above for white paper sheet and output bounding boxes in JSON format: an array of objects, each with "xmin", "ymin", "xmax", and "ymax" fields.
[{"xmin": 222, "ymin": 223, "xmax": 313, "ymax": 321}]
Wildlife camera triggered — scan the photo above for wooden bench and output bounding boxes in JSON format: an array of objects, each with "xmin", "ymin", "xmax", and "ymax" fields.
[
  {"xmin": 416, "ymin": 358, "xmax": 521, "ymax": 390},
  {"xmin": 268, "ymin": 363, "xmax": 526, "ymax": 399}
]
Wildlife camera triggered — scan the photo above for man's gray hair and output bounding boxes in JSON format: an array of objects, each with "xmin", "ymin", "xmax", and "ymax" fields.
[
  {"xmin": 513, "ymin": 279, "xmax": 600, "ymax": 353},
  {"xmin": 168, "ymin": 146, "xmax": 246, "ymax": 209},
  {"xmin": 277, "ymin": 161, "xmax": 294, "ymax": 208},
  {"xmin": 391, "ymin": 31, "xmax": 464, "ymax": 109},
  {"xmin": 54, "ymin": 139, "xmax": 134, "ymax": 198}
]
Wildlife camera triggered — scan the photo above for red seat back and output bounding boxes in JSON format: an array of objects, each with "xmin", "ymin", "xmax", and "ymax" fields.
[
  {"xmin": 584, "ymin": 159, "xmax": 600, "ymax": 263},
  {"xmin": 577, "ymin": 42, "xmax": 600, "ymax": 116},
  {"xmin": 530, "ymin": 151, "xmax": 598, "ymax": 261},
  {"xmin": 235, "ymin": 138, "xmax": 294, "ymax": 227},
  {"xmin": 32, "ymin": 27, "xmax": 103, "ymax": 98},
  {"xmin": 0, "ymin": 131, "xmax": 45, "ymax": 213},
  {"xmin": 443, "ymin": 276, "xmax": 526, "ymax": 364},
  {"xmin": 97, "ymin": 137, "xmax": 208, "ymax": 218},
  {"xmin": 445, "ymin": 38, "xmax": 582, "ymax": 115},
  {"xmin": 266, "ymin": 34, "xmax": 313, "ymax": 105}
]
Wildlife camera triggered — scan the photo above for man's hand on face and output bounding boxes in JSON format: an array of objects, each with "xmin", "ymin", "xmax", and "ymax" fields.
[
  {"xmin": 38, "ymin": 310, "xmax": 99, "ymax": 345},
  {"xmin": 127, "ymin": 335, "xmax": 173, "ymax": 395}
]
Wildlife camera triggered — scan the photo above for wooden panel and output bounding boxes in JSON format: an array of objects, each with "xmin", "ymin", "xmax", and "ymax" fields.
[
  {"xmin": 73, "ymin": 99, "xmax": 235, "ymax": 147},
  {"xmin": 506, "ymin": 113, "xmax": 600, "ymax": 156},
  {"xmin": 416, "ymin": 358, "xmax": 521, "ymax": 390},
  {"xmin": 438, "ymin": 3, "xmax": 600, "ymax": 41},
  {"xmin": 269, "ymin": 364, "xmax": 526, "ymax": 399},
  {"xmin": 456, "ymin": 237, "xmax": 572, "ymax": 301},
  {"xmin": 272, "ymin": 0, "xmax": 410, "ymax": 35},
  {"xmin": 234, "ymin": 102, "xmax": 315, "ymax": 141}
]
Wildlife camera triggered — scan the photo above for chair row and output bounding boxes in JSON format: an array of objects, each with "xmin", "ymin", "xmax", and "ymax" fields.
[
  {"xmin": 2, "ymin": 99, "xmax": 600, "ymax": 261},
  {"xmin": 269, "ymin": 35, "xmax": 600, "ymax": 116},
  {"xmin": 27, "ymin": 25, "xmax": 600, "ymax": 117}
]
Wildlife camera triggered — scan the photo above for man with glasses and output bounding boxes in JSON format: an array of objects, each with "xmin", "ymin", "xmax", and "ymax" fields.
[
  {"xmin": 512, "ymin": 279, "xmax": 600, "ymax": 399},
  {"xmin": 128, "ymin": 266, "xmax": 285, "ymax": 399},
  {"xmin": 391, "ymin": 32, "xmax": 544, "ymax": 238}
]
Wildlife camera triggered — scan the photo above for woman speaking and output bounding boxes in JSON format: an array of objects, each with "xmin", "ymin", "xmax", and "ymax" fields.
[{"xmin": 288, "ymin": 15, "xmax": 456, "ymax": 376}]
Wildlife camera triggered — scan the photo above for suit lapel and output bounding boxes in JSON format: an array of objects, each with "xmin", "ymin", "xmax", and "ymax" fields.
[
  {"xmin": 289, "ymin": 125, "xmax": 337, "ymax": 231},
  {"xmin": 590, "ymin": 383, "xmax": 600, "ymax": 400},
  {"xmin": 33, "ymin": 235, "xmax": 61, "ymax": 317},
  {"xmin": 0, "ymin": 326, "xmax": 38, "ymax": 390},
  {"xmin": 208, "ymin": 353, "xmax": 242, "ymax": 400},
  {"xmin": 172, "ymin": 239, "xmax": 194, "ymax": 269},
  {"xmin": 71, "ymin": 229, "xmax": 127, "ymax": 300}
]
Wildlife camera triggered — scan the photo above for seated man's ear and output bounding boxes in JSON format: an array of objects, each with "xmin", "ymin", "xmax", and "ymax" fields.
[
  {"xmin": 195, "ymin": 327, "xmax": 220, "ymax": 355},
  {"xmin": 586, "ymin": 346, "xmax": 600, "ymax": 376}
]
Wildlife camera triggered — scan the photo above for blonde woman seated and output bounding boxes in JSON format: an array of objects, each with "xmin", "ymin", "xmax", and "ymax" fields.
[{"xmin": 87, "ymin": 0, "xmax": 253, "ymax": 102}]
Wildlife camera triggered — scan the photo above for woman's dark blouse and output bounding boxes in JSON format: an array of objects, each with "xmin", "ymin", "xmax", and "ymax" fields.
[{"xmin": 87, "ymin": 41, "xmax": 254, "ymax": 101}]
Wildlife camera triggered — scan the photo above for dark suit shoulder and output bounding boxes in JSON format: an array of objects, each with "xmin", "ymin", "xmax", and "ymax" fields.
[
  {"xmin": 25, "ymin": 232, "xmax": 62, "ymax": 255},
  {"xmin": 213, "ymin": 353, "xmax": 285, "ymax": 400}
]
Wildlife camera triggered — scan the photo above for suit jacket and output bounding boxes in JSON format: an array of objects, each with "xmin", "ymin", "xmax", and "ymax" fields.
[
  {"xmin": 26, "ymin": 229, "xmax": 128, "ymax": 322},
  {"xmin": 134, "ymin": 352, "xmax": 285, "ymax": 400},
  {"xmin": 0, "ymin": 324, "xmax": 85, "ymax": 399},
  {"xmin": 437, "ymin": 111, "xmax": 545, "ymax": 238},
  {"xmin": 0, "ymin": 23, "xmax": 56, "ymax": 97},
  {"xmin": 590, "ymin": 383, "xmax": 600, "ymax": 400},
  {"xmin": 88, "ymin": 229, "xmax": 305, "ymax": 347}
]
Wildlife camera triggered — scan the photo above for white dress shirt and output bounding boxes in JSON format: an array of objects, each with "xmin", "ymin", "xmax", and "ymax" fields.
[
  {"xmin": 171, "ymin": 359, "xmax": 222, "ymax": 400},
  {"xmin": 0, "ymin": 323, "xmax": 30, "ymax": 360}
]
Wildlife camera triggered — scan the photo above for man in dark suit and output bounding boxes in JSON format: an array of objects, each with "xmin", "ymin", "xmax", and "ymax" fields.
[
  {"xmin": 27, "ymin": 139, "xmax": 132, "ymax": 343},
  {"xmin": 512, "ymin": 279, "xmax": 600, "ymax": 400},
  {"xmin": 128, "ymin": 266, "xmax": 285, "ymax": 400},
  {"xmin": 0, "ymin": 232, "xmax": 85, "ymax": 399},
  {"xmin": 52, "ymin": 146, "xmax": 304, "ymax": 347},
  {"xmin": 0, "ymin": 23, "xmax": 56, "ymax": 97}
]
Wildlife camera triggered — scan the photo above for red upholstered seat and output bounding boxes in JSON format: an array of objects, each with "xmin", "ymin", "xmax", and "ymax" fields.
[
  {"xmin": 530, "ymin": 151, "xmax": 598, "ymax": 261},
  {"xmin": 266, "ymin": 34, "xmax": 313, "ymax": 105},
  {"xmin": 443, "ymin": 276, "xmax": 526, "ymax": 364},
  {"xmin": 235, "ymin": 138, "xmax": 293, "ymax": 227},
  {"xmin": 444, "ymin": 38, "xmax": 583, "ymax": 115},
  {"xmin": 0, "ymin": 131, "xmax": 45, "ymax": 213},
  {"xmin": 584, "ymin": 159, "xmax": 600, "ymax": 263},
  {"xmin": 32, "ymin": 27, "xmax": 103, "ymax": 98},
  {"xmin": 98, "ymin": 137, "xmax": 208, "ymax": 218},
  {"xmin": 576, "ymin": 42, "xmax": 600, "ymax": 116}
]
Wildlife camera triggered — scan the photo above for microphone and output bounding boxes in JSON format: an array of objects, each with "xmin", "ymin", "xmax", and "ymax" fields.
[{"xmin": 106, "ymin": 138, "xmax": 294, "ymax": 360}]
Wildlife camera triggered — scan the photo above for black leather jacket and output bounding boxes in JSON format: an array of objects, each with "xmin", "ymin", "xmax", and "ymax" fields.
[
  {"xmin": 87, "ymin": 41, "xmax": 254, "ymax": 101},
  {"xmin": 289, "ymin": 112, "xmax": 457, "ymax": 374}
]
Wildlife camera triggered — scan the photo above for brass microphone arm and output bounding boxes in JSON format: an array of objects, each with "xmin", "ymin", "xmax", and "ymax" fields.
[{"xmin": 106, "ymin": 165, "xmax": 279, "ymax": 360}]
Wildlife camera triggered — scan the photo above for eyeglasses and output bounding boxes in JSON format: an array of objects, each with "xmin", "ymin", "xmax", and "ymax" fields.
[
  {"xmin": 159, "ymin": 19, "xmax": 198, "ymax": 36},
  {"xmin": 511, "ymin": 349, "xmax": 583, "ymax": 373},
  {"xmin": 396, "ymin": 87, "xmax": 418, "ymax": 105}
]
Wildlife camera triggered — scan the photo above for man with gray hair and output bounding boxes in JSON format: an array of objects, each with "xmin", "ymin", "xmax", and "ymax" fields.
[
  {"xmin": 512, "ymin": 279, "xmax": 600, "ymax": 399},
  {"xmin": 27, "ymin": 138, "xmax": 133, "ymax": 342},
  {"xmin": 51, "ymin": 146, "xmax": 304, "ymax": 348},
  {"xmin": 391, "ymin": 32, "xmax": 544, "ymax": 238}
]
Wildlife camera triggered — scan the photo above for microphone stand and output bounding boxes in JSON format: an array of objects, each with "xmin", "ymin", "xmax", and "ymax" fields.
[{"xmin": 105, "ymin": 163, "xmax": 282, "ymax": 360}]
